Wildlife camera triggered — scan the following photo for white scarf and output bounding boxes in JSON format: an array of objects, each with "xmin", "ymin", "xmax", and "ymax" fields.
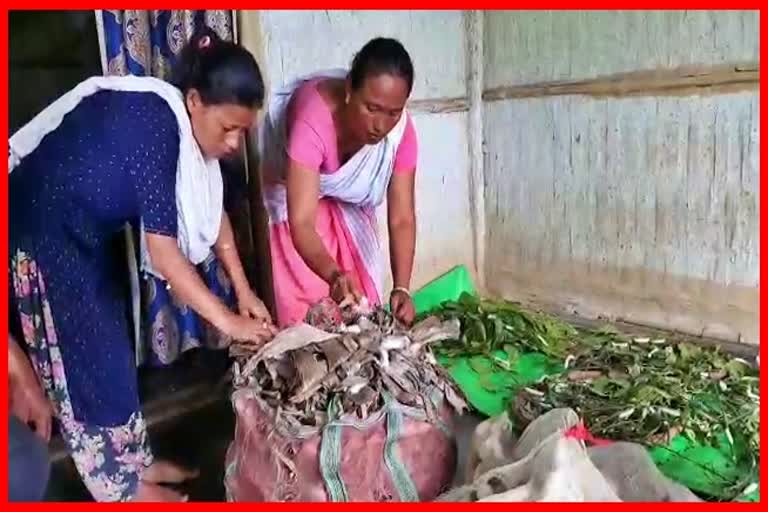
[
  {"xmin": 259, "ymin": 69, "xmax": 409, "ymax": 299},
  {"xmin": 8, "ymin": 75, "xmax": 223, "ymax": 279}
]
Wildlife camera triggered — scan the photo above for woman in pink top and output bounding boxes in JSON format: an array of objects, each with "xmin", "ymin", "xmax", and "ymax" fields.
[{"xmin": 260, "ymin": 38, "xmax": 418, "ymax": 327}]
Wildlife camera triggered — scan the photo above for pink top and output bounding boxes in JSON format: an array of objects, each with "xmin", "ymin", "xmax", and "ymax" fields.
[{"xmin": 284, "ymin": 79, "xmax": 418, "ymax": 174}]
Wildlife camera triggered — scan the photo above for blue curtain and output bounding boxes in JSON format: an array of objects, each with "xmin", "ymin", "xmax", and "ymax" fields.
[{"xmin": 99, "ymin": 10, "xmax": 234, "ymax": 79}]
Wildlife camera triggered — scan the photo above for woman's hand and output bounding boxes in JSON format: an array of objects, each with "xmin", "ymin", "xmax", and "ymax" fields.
[
  {"xmin": 9, "ymin": 334, "xmax": 53, "ymax": 441},
  {"xmin": 146, "ymin": 232, "xmax": 278, "ymax": 349},
  {"xmin": 237, "ymin": 288, "xmax": 273, "ymax": 323},
  {"xmin": 330, "ymin": 271, "xmax": 363, "ymax": 307},
  {"xmin": 390, "ymin": 289, "xmax": 416, "ymax": 326},
  {"xmin": 221, "ymin": 312, "xmax": 277, "ymax": 346},
  {"xmin": 9, "ymin": 373, "xmax": 53, "ymax": 442}
]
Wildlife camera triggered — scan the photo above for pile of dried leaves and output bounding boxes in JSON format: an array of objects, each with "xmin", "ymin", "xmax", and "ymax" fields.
[
  {"xmin": 230, "ymin": 303, "xmax": 468, "ymax": 429},
  {"xmin": 429, "ymin": 293, "xmax": 760, "ymax": 500}
]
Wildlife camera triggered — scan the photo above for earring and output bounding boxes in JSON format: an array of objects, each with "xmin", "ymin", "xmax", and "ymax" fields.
[{"xmin": 345, "ymin": 94, "xmax": 350, "ymax": 105}]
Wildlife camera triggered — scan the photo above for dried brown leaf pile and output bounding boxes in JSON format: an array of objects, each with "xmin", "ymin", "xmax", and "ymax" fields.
[{"xmin": 231, "ymin": 307, "xmax": 468, "ymax": 429}]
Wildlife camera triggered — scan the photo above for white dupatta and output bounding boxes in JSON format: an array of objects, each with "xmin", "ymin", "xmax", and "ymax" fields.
[
  {"xmin": 8, "ymin": 75, "xmax": 223, "ymax": 278},
  {"xmin": 259, "ymin": 69, "xmax": 409, "ymax": 300}
]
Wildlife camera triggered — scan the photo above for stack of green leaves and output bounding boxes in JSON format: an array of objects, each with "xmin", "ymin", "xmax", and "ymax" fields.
[
  {"xmin": 431, "ymin": 293, "xmax": 582, "ymax": 361},
  {"xmin": 519, "ymin": 331, "xmax": 759, "ymax": 501}
]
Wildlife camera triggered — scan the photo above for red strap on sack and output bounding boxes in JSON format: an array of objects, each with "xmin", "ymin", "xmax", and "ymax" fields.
[{"xmin": 564, "ymin": 421, "xmax": 613, "ymax": 447}]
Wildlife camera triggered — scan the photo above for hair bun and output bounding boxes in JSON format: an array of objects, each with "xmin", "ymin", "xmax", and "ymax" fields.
[
  {"xmin": 171, "ymin": 26, "xmax": 265, "ymax": 108},
  {"xmin": 189, "ymin": 26, "xmax": 220, "ymax": 52},
  {"xmin": 198, "ymin": 35, "xmax": 212, "ymax": 49}
]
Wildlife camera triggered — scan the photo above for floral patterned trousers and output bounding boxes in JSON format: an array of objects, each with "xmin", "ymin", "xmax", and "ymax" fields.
[{"xmin": 11, "ymin": 250, "xmax": 152, "ymax": 502}]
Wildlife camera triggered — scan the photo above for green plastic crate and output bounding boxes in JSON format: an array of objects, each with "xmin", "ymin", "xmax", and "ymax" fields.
[{"xmin": 412, "ymin": 264, "xmax": 477, "ymax": 315}]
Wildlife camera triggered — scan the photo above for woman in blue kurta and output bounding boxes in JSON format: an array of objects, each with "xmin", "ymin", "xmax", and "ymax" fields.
[{"xmin": 8, "ymin": 30, "xmax": 274, "ymax": 502}]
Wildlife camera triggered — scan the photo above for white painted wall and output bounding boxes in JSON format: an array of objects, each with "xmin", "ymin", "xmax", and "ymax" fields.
[
  {"xmin": 483, "ymin": 10, "xmax": 760, "ymax": 344},
  {"xmin": 241, "ymin": 10, "xmax": 475, "ymax": 292}
]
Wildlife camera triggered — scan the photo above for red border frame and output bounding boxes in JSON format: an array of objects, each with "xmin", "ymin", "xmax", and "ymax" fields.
[{"xmin": 1, "ymin": 4, "xmax": 764, "ymax": 509}]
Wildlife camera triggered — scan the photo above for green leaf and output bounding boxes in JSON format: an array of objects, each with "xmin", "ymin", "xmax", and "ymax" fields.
[
  {"xmin": 609, "ymin": 377, "xmax": 632, "ymax": 391},
  {"xmin": 678, "ymin": 342, "xmax": 702, "ymax": 361},
  {"xmin": 478, "ymin": 374, "xmax": 500, "ymax": 393},
  {"xmin": 469, "ymin": 355, "xmax": 498, "ymax": 374},
  {"xmin": 725, "ymin": 360, "xmax": 750, "ymax": 379},
  {"xmin": 428, "ymin": 292, "xmax": 760, "ymax": 500},
  {"xmin": 503, "ymin": 343, "xmax": 520, "ymax": 362},
  {"xmin": 590, "ymin": 377, "xmax": 613, "ymax": 397}
]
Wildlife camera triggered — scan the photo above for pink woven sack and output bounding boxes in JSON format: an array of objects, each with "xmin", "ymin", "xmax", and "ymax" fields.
[{"xmin": 224, "ymin": 389, "xmax": 457, "ymax": 502}]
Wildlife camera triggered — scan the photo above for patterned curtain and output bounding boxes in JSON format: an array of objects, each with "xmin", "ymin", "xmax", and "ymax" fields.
[{"xmin": 97, "ymin": 10, "xmax": 234, "ymax": 79}]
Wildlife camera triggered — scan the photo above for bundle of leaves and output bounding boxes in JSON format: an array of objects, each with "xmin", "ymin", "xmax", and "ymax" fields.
[
  {"xmin": 429, "ymin": 293, "xmax": 760, "ymax": 501},
  {"xmin": 429, "ymin": 293, "xmax": 581, "ymax": 361},
  {"xmin": 519, "ymin": 330, "xmax": 758, "ymax": 448},
  {"xmin": 517, "ymin": 329, "xmax": 759, "ymax": 500}
]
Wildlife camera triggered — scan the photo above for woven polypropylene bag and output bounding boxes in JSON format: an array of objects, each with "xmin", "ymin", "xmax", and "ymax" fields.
[{"xmin": 224, "ymin": 389, "xmax": 458, "ymax": 502}]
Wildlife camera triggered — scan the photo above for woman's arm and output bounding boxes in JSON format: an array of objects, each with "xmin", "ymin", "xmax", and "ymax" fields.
[
  {"xmin": 387, "ymin": 171, "xmax": 416, "ymax": 325},
  {"xmin": 146, "ymin": 233, "xmax": 273, "ymax": 341},
  {"xmin": 214, "ymin": 211, "xmax": 272, "ymax": 322},
  {"xmin": 387, "ymin": 171, "xmax": 417, "ymax": 292},
  {"xmin": 286, "ymin": 161, "xmax": 338, "ymax": 282},
  {"xmin": 386, "ymin": 115, "xmax": 418, "ymax": 325},
  {"xmin": 387, "ymin": 169, "xmax": 417, "ymax": 325},
  {"xmin": 130, "ymin": 98, "xmax": 271, "ymax": 340},
  {"xmin": 282, "ymin": 85, "xmax": 361, "ymax": 304},
  {"xmin": 215, "ymin": 211, "xmax": 251, "ymax": 296},
  {"xmin": 286, "ymin": 160, "xmax": 361, "ymax": 303}
]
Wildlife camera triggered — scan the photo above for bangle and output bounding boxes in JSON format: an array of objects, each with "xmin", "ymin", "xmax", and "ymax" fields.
[{"xmin": 392, "ymin": 286, "xmax": 411, "ymax": 298}]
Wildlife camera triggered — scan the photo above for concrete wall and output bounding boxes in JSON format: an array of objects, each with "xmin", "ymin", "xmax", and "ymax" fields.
[
  {"xmin": 483, "ymin": 10, "xmax": 760, "ymax": 344},
  {"xmin": 484, "ymin": 10, "xmax": 759, "ymax": 88},
  {"xmin": 240, "ymin": 10, "xmax": 476, "ymax": 293}
]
